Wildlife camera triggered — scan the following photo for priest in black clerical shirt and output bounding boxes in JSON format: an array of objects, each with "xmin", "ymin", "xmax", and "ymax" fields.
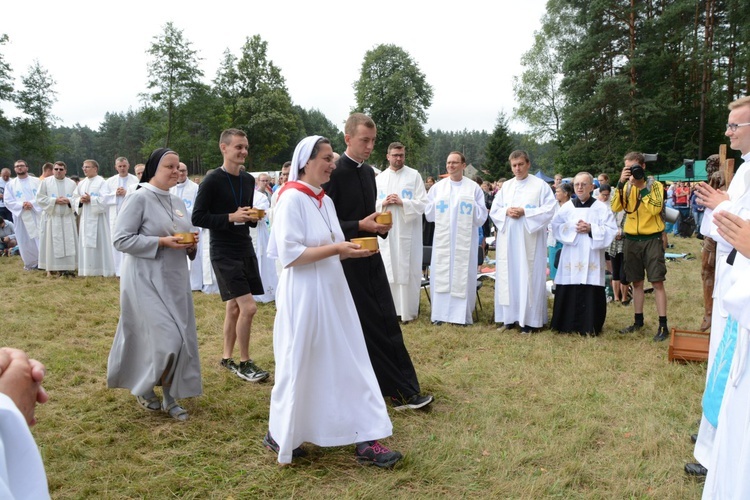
[{"xmin": 323, "ymin": 113, "xmax": 433, "ymax": 411}]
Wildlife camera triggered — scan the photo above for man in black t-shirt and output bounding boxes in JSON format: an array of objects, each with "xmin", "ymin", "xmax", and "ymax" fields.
[{"xmin": 192, "ymin": 128, "xmax": 269, "ymax": 383}]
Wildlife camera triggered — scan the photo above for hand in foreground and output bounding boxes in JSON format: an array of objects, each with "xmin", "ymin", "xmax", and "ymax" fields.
[
  {"xmin": 360, "ymin": 212, "xmax": 391, "ymax": 235},
  {"xmin": 695, "ymin": 182, "xmax": 729, "ymax": 210},
  {"xmin": 0, "ymin": 347, "xmax": 48, "ymax": 426},
  {"xmin": 714, "ymin": 210, "xmax": 750, "ymax": 259}
]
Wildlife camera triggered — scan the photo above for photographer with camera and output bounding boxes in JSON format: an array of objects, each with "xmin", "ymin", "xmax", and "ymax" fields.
[{"xmin": 611, "ymin": 152, "xmax": 669, "ymax": 341}]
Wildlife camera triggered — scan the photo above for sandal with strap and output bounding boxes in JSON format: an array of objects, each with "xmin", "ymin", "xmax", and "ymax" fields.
[
  {"xmin": 136, "ymin": 394, "xmax": 161, "ymax": 412},
  {"xmin": 163, "ymin": 401, "xmax": 189, "ymax": 422}
]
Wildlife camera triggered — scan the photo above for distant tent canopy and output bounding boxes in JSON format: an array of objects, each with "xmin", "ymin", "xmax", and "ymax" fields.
[
  {"xmin": 535, "ymin": 170, "xmax": 555, "ymax": 183},
  {"xmin": 655, "ymin": 160, "xmax": 708, "ymax": 182}
]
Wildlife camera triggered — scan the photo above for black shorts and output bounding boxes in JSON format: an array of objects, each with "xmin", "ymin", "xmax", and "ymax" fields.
[{"xmin": 211, "ymin": 252, "xmax": 264, "ymax": 301}]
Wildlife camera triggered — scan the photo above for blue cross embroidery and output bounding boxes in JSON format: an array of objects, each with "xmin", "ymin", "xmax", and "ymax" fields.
[
  {"xmin": 401, "ymin": 189, "xmax": 413, "ymax": 200},
  {"xmin": 378, "ymin": 190, "xmax": 386, "ymax": 200},
  {"xmin": 436, "ymin": 200, "xmax": 449, "ymax": 213}
]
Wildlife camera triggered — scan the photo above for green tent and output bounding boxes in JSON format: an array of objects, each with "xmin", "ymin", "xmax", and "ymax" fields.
[{"xmin": 655, "ymin": 160, "xmax": 707, "ymax": 182}]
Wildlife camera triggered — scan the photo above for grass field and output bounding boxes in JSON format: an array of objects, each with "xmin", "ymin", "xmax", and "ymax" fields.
[{"xmin": 2, "ymin": 235, "xmax": 708, "ymax": 498}]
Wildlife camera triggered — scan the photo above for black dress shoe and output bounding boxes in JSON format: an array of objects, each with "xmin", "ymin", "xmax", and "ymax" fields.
[
  {"xmin": 653, "ymin": 325, "xmax": 669, "ymax": 342},
  {"xmin": 690, "ymin": 433, "xmax": 698, "ymax": 444},
  {"xmin": 684, "ymin": 462, "xmax": 708, "ymax": 476}
]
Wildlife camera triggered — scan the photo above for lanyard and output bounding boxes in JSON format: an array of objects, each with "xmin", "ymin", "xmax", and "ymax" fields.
[{"xmin": 222, "ymin": 167, "xmax": 243, "ymax": 208}]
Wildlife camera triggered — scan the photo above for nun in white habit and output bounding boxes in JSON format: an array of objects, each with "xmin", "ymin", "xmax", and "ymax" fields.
[
  {"xmin": 264, "ymin": 136, "xmax": 400, "ymax": 466},
  {"xmin": 107, "ymin": 148, "xmax": 202, "ymax": 422}
]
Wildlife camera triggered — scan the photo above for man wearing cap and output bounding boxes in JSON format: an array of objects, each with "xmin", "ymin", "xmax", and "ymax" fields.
[{"xmin": 73, "ymin": 159, "xmax": 115, "ymax": 277}]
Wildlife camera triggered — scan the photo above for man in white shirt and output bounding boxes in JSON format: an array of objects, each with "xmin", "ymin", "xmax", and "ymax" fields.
[
  {"xmin": 425, "ymin": 151, "xmax": 488, "ymax": 325},
  {"xmin": 36, "ymin": 161, "xmax": 78, "ymax": 275},
  {"xmin": 0, "ymin": 168, "xmax": 12, "ymax": 222},
  {"xmin": 375, "ymin": 143, "xmax": 428, "ymax": 322},
  {"xmin": 73, "ymin": 159, "xmax": 115, "ymax": 277},
  {"xmin": 170, "ymin": 162, "xmax": 202, "ymax": 290},
  {"xmin": 3, "ymin": 160, "xmax": 41, "ymax": 270},
  {"xmin": 106, "ymin": 157, "xmax": 139, "ymax": 276},
  {"xmin": 490, "ymin": 150, "xmax": 556, "ymax": 333},
  {"xmin": 688, "ymin": 95, "xmax": 750, "ymax": 477}
]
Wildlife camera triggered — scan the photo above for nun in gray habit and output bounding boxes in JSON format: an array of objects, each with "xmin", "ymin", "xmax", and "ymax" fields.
[{"xmin": 107, "ymin": 148, "xmax": 202, "ymax": 421}]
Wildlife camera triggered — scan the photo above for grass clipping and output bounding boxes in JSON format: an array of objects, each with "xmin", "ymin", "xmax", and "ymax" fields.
[{"xmin": 1, "ymin": 236, "xmax": 707, "ymax": 498}]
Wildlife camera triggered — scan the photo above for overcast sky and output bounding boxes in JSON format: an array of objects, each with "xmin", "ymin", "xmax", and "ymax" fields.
[{"xmin": 2, "ymin": 0, "xmax": 548, "ymax": 134}]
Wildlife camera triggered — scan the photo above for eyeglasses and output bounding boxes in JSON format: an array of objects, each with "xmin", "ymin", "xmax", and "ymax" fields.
[
  {"xmin": 53, "ymin": 168, "xmax": 65, "ymax": 171},
  {"xmin": 726, "ymin": 123, "xmax": 750, "ymax": 132}
]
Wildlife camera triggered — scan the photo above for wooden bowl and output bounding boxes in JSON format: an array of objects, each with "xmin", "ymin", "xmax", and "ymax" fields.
[
  {"xmin": 175, "ymin": 232, "xmax": 196, "ymax": 244},
  {"xmin": 246, "ymin": 208, "xmax": 266, "ymax": 219},
  {"xmin": 351, "ymin": 237, "xmax": 378, "ymax": 251},
  {"xmin": 375, "ymin": 212, "xmax": 392, "ymax": 224}
]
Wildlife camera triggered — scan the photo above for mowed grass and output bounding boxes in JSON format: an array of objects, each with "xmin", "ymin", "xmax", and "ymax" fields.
[{"xmin": 1, "ymin": 235, "xmax": 707, "ymax": 499}]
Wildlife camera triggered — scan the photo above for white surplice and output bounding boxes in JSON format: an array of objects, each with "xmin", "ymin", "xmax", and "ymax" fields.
[
  {"xmin": 249, "ymin": 190, "xmax": 276, "ymax": 303},
  {"xmin": 106, "ymin": 174, "xmax": 139, "ymax": 276},
  {"xmin": 702, "ymin": 254, "xmax": 750, "ymax": 499},
  {"xmin": 695, "ymin": 154, "xmax": 750, "ymax": 468},
  {"xmin": 375, "ymin": 166, "xmax": 428, "ymax": 321},
  {"xmin": 36, "ymin": 177, "xmax": 78, "ymax": 271},
  {"xmin": 0, "ymin": 394, "xmax": 50, "ymax": 500},
  {"xmin": 424, "ymin": 176, "xmax": 488, "ymax": 325},
  {"xmin": 73, "ymin": 175, "xmax": 115, "ymax": 276},
  {"xmin": 490, "ymin": 175, "xmax": 556, "ymax": 328},
  {"xmin": 3, "ymin": 176, "xmax": 41, "ymax": 269},
  {"xmin": 171, "ymin": 179, "xmax": 203, "ymax": 291},
  {"xmin": 551, "ymin": 198, "xmax": 617, "ymax": 286},
  {"xmin": 267, "ymin": 186, "xmax": 392, "ymax": 464}
]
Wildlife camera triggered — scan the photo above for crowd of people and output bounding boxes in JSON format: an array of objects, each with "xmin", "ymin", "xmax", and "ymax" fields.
[{"xmin": 4, "ymin": 99, "xmax": 750, "ymax": 497}]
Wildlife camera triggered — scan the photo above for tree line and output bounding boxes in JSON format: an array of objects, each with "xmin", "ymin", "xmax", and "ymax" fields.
[{"xmin": 513, "ymin": 0, "xmax": 750, "ymax": 177}]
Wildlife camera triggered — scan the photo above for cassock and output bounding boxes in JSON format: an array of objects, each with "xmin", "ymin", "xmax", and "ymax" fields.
[
  {"xmin": 3, "ymin": 176, "xmax": 41, "ymax": 270},
  {"xmin": 424, "ymin": 176, "xmax": 488, "ymax": 325},
  {"xmin": 170, "ymin": 179, "xmax": 203, "ymax": 291},
  {"xmin": 106, "ymin": 174, "xmax": 139, "ymax": 276},
  {"xmin": 375, "ymin": 166, "xmax": 428, "ymax": 322},
  {"xmin": 107, "ymin": 184, "xmax": 202, "ymax": 400},
  {"xmin": 490, "ymin": 175, "xmax": 556, "ymax": 328},
  {"xmin": 267, "ymin": 186, "xmax": 392, "ymax": 464},
  {"xmin": 73, "ymin": 175, "xmax": 115, "ymax": 277},
  {"xmin": 249, "ymin": 190, "xmax": 276, "ymax": 303},
  {"xmin": 0, "ymin": 394, "xmax": 50, "ymax": 499},
  {"xmin": 695, "ymin": 155, "xmax": 750, "ymax": 468},
  {"xmin": 550, "ymin": 197, "xmax": 617, "ymax": 335},
  {"xmin": 702, "ymin": 252, "xmax": 750, "ymax": 499},
  {"xmin": 322, "ymin": 153, "xmax": 422, "ymax": 400},
  {"xmin": 36, "ymin": 177, "xmax": 78, "ymax": 271}
]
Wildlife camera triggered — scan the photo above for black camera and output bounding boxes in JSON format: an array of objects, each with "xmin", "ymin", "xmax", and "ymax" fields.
[{"xmin": 630, "ymin": 165, "xmax": 645, "ymax": 180}]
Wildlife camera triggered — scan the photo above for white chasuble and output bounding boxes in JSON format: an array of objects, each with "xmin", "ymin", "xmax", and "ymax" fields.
[
  {"xmin": 424, "ymin": 177, "xmax": 488, "ymax": 324},
  {"xmin": 375, "ymin": 166, "xmax": 427, "ymax": 321},
  {"xmin": 490, "ymin": 175, "xmax": 556, "ymax": 327}
]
